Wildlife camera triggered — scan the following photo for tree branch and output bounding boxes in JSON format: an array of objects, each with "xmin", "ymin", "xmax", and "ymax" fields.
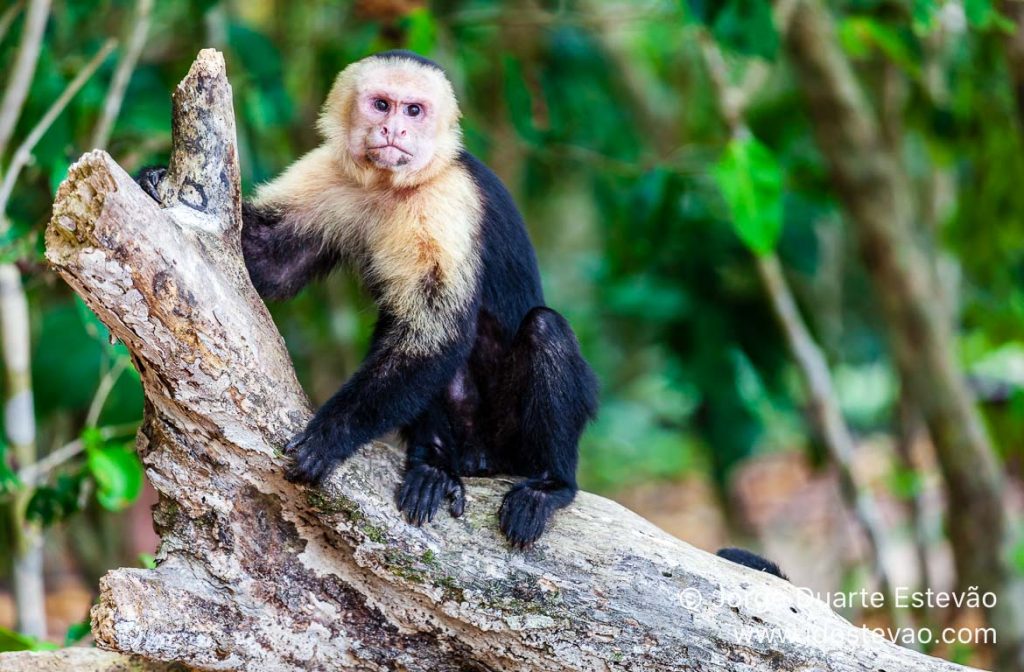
[
  {"xmin": 0, "ymin": 649, "xmax": 173, "ymax": 671},
  {"xmin": 697, "ymin": 30, "xmax": 902, "ymax": 623},
  {"xmin": 90, "ymin": 0, "xmax": 153, "ymax": 151},
  {"xmin": 0, "ymin": 39, "xmax": 116, "ymax": 212},
  {"xmin": 0, "ymin": 0, "xmax": 49, "ymax": 159},
  {"xmin": 0, "ymin": 1, "xmax": 25, "ymax": 48},
  {"xmin": 34, "ymin": 48, "xmax": 984, "ymax": 672}
]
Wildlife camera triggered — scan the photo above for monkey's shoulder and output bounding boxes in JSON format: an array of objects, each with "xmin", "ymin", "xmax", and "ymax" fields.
[{"xmin": 454, "ymin": 150, "xmax": 524, "ymax": 230}]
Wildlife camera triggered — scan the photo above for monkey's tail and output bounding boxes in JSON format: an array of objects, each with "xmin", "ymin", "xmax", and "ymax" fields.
[{"xmin": 716, "ymin": 547, "xmax": 788, "ymax": 581}]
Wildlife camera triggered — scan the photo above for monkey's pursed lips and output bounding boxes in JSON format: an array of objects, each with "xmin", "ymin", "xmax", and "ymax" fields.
[
  {"xmin": 367, "ymin": 144, "xmax": 415, "ymax": 169},
  {"xmin": 368, "ymin": 143, "xmax": 413, "ymax": 155}
]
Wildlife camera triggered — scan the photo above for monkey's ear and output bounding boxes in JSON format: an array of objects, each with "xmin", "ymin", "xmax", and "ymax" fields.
[{"xmin": 716, "ymin": 547, "xmax": 789, "ymax": 581}]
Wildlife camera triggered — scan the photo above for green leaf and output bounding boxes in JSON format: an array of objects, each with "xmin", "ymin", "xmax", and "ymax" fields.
[
  {"xmin": 502, "ymin": 56, "xmax": 542, "ymax": 142},
  {"xmin": 686, "ymin": 0, "xmax": 779, "ymax": 59},
  {"xmin": 50, "ymin": 157, "xmax": 71, "ymax": 197},
  {"xmin": 64, "ymin": 618, "xmax": 91, "ymax": 646},
  {"xmin": 911, "ymin": 0, "xmax": 939, "ymax": 34},
  {"xmin": 401, "ymin": 8, "xmax": 437, "ymax": 55},
  {"xmin": 888, "ymin": 465, "xmax": 923, "ymax": 500},
  {"xmin": 711, "ymin": 0, "xmax": 779, "ymax": 59},
  {"xmin": 964, "ymin": 0, "xmax": 1015, "ymax": 32},
  {"xmin": 0, "ymin": 439, "xmax": 21, "ymax": 495},
  {"xmin": 838, "ymin": 18, "xmax": 921, "ymax": 77},
  {"xmin": 139, "ymin": 553, "xmax": 157, "ymax": 569},
  {"xmin": 1012, "ymin": 537, "xmax": 1024, "ymax": 574},
  {"xmin": 0, "ymin": 625, "xmax": 57, "ymax": 652},
  {"xmin": 26, "ymin": 473, "xmax": 86, "ymax": 526},
  {"xmin": 0, "ymin": 222, "xmax": 35, "ymax": 265},
  {"xmin": 86, "ymin": 440, "xmax": 143, "ymax": 511},
  {"xmin": 75, "ymin": 295, "xmax": 130, "ymax": 363},
  {"xmin": 713, "ymin": 136, "xmax": 784, "ymax": 255}
]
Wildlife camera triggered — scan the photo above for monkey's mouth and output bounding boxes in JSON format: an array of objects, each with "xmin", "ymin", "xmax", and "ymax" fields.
[{"xmin": 367, "ymin": 144, "xmax": 413, "ymax": 168}]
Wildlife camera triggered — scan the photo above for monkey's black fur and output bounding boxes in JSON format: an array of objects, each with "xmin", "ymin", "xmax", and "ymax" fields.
[
  {"xmin": 137, "ymin": 147, "xmax": 598, "ymax": 549},
  {"xmin": 716, "ymin": 547, "xmax": 788, "ymax": 580},
  {"xmin": 373, "ymin": 49, "xmax": 448, "ymax": 75}
]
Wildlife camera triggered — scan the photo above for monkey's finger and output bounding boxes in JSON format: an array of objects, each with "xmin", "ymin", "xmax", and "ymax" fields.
[
  {"xmin": 137, "ymin": 166, "xmax": 166, "ymax": 202},
  {"xmin": 285, "ymin": 458, "xmax": 317, "ymax": 483},
  {"xmin": 286, "ymin": 446, "xmax": 326, "ymax": 483},
  {"xmin": 412, "ymin": 483, "xmax": 434, "ymax": 526},
  {"xmin": 398, "ymin": 469, "xmax": 424, "ymax": 519},
  {"xmin": 400, "ymin": 469, "xmax": 430, "ymax": 525},
  {"xmin": 284, "ymin": 432, "xmax": 307, "ymax": 455},
  {"xmin": 397, "ymin": 479, "xmax": 413, "ymax": 513},
  {"xmin": 447, "ymin": 480, "xmax": 466, "ymax": 518}
]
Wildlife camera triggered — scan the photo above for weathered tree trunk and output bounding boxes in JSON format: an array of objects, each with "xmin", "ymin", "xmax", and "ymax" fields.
[
  {"xmin": 783, "ymin": 1, "xmax": 1024, "ymax": 670},
  {"xmin": 32, "ymin": 49, "xmax": 985, "ymax": 672}
]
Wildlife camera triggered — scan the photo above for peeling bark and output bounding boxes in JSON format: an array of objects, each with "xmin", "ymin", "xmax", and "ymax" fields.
[{"xmin": 34, "ymin": 49, "xmax": 987, "ymax": 672}]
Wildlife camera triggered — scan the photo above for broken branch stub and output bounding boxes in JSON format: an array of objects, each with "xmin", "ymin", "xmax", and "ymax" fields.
[{"xmin": 40, "ymin": 48, "xmax": 986, "ymax": 672}]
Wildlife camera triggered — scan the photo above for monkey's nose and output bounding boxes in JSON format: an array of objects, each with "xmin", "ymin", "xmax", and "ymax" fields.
[
  {"xmin": 380, "ymin": 126, "xmax": 389, "ymax": 137},
  {"xmin": 399, "ymin": 129, "xmax": 407, "ymax": 137}
]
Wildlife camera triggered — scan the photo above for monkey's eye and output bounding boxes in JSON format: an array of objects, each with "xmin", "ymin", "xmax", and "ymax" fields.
[
  {"xmin": 406, "ymin": 104, "xmax": 422, "ymax": 117},
  {"xmin": 373, "ymin": 99, "xmax": 389, "ymax": 112}
]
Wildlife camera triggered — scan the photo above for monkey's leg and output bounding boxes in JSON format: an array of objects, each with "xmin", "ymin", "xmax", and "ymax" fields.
[
  {"xmin": 397, "ymin": 398, "xmax": 466, "ymax": 526},
  {"xmin": 496, "ymin": 307, "xmax": 598, "ymax": 549}
]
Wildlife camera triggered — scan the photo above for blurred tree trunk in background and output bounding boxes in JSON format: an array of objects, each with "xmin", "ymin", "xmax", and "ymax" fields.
[
  {"xmin": 1000, "ymin": 1, "xmax": 1024, "ymax": 130},
  {"xmin": 0, "ymin": 265, "xmax": 45, "ymax": 639},
  {"xmin": 0, "ymin": 0, "xmax": 53, "ymax": 641},
  {"xmin": 784, "ymin": 0, "xmax": 1024, "ymax": 668}
]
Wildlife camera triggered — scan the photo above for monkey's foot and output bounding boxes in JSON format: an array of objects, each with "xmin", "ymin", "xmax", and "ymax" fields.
[
  {"xmin": 498, "ymin": 479, "xmax": 575, "ymax": 550},
  {"xmin": 397, "ymin": 463, "xmax": 465, "ymax": 526}
]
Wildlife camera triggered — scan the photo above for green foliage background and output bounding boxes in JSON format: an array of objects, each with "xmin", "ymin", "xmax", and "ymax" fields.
[{"xmin": 0, "ymin": 0, "xmax": 1023, "ymax": 657}]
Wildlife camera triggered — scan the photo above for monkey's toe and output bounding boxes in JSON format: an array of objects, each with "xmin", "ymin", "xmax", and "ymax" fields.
[
  {"xmin": 448, "ymin": 479, "xmax": 466, "ymax": 518},
  {"xmin": 397, "ymin": 464, "xmax": 463, "ymax": 527},
  {"xmin": 284, "ymin": 431, "xmax": 306, "ymax": 455},
  {"xmin": 498, "ymin": 480, "xmax": 574, "ymax": 550}
]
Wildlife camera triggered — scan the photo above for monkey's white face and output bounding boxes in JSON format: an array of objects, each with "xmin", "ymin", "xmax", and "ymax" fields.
[
  {"xmin": 346, "ymin": 66, "xmax": 455, "ymax": 175},
  {"xmin": 353, "ymin": 89, "xmax": 434, "ymax": 171}
]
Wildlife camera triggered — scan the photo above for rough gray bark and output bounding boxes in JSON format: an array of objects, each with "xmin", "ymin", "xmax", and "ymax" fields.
[
  {"xmin": 36, "ymin": 49, "xmax": 986, "ymax": 672},
  {"xmin": 0, "ymin": 649, "xmax": 177, "ymax": 672},
  {"xmin": 783, "ymin": 1, "xmax": 1024, "ymax": 670}
]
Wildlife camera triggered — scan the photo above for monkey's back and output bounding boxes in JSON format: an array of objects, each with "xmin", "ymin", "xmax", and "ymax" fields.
[{"xmin": 457, "ymin": 150, "xmax": 544, "ymax": 339}]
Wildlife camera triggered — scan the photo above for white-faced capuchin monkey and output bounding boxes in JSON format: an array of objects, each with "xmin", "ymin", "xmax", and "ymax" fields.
[{"xmin": 138, "ymin": 50, "xmax": 599, "ymax": 548}]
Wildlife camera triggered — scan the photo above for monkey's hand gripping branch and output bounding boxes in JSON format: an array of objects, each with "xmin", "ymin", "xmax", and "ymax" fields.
[{"xmin": 42, "ymin": 49, "xmax": 983, "ymax": 672}]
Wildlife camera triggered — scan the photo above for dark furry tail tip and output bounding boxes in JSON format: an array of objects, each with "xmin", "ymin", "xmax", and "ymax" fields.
[{"xmin": 717, "ymin": 547, "xmax": 788, "ymax": 581}]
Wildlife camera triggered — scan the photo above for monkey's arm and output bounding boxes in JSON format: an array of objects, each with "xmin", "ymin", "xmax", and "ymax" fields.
[
  {"xmin": 285, "ymin": 310, "xmax": 477, "ymax": 484},
  {"xmin": 136, "ymin": 166, "xmax": 340, "ymax": 300},
  {"xmin": 239, "ymin": 202, "xmax": 339, "ymax": 300}
]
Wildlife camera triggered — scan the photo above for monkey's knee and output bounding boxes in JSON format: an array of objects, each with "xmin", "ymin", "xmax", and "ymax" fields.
[
  {"xmin": 515, "ymin": 306, "xmax": 575, "ymax": 350},
  {"xmin": 512, "ymin": 306, "xmax": 598, "ymax": 420}
]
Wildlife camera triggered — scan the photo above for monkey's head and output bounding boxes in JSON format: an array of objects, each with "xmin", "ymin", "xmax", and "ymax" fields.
[{"xmin": 319, "ymin": 51, "xmax": 462, "ymax": 187}]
